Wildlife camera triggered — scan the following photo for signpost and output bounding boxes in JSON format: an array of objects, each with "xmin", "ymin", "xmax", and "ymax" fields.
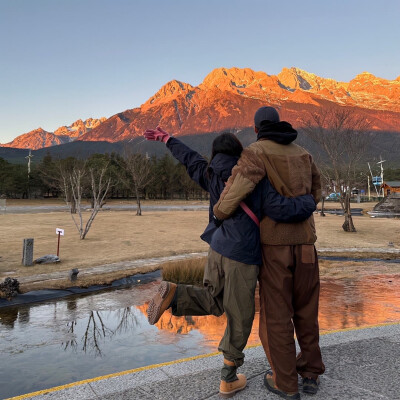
[{"xmin": 56, "ymin": 228, "xmax": 64, "ymax": 257}]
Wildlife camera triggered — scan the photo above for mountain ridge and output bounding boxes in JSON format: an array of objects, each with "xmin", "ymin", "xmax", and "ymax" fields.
[
  {"xmin": 3, "ymin": 66, "xmax": 400, "ymax": 150},
  {"xmin": 2, "ymin": 117, "xmax": 106, "ymax": 150}
]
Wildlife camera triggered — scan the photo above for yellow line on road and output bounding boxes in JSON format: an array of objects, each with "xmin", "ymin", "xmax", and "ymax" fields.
[
  {"xmin": 6, "ymin": 321, "xmax": 399, "ymax": 400},
  {"xmin": 6, "ymin": 351, "xmax": 222, "ymax": 400}
]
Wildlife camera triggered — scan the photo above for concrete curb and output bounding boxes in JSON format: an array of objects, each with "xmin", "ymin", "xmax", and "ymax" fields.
[{"xmin": 7, "ymin": 323, "xmax": 400, "ymax": 400}]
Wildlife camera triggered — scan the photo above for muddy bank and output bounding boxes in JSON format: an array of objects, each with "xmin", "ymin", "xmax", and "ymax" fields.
[
  {"xmin": 1, "ymin": 254, "xmax": 399, "ymax": 309},
  {"xmin": 0, "ymin": 270, "xmax": 161, "ymax": 308}
]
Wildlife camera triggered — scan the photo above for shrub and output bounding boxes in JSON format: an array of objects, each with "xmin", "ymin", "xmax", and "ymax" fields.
[{"xmin": 162, "ymin": 257, "xmax": 206, "ymax": 285}]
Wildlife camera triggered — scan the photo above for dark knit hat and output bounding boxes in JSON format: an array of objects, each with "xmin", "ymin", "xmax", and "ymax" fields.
[{"xmin": 254, "ymin": 106, "xmax": 280, "ymax": 128}]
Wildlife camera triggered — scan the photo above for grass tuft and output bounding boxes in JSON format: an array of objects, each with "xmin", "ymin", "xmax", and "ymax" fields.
[{"xmin": 162, "ymin": 257, "xmax": 206, "ymax": 285}]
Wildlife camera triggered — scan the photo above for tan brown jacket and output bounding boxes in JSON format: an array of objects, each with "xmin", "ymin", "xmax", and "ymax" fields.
[{"xmin": 213, "ymin": 139, "xmax": 321, "ymax": 245}]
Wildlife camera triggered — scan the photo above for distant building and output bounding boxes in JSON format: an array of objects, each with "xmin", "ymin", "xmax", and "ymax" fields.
[{"xmin": 381, "ymin": 181, "xmax": 400, "ymax": 197}]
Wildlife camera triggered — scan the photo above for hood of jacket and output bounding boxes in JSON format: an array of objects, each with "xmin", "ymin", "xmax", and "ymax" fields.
[
  {"xmin": 257, "ymin": 120, "xmax": 298, "ymax": 145},
  {"xmin": 208, "ymin": 153, "xmax": 239, "ymax": 182}
]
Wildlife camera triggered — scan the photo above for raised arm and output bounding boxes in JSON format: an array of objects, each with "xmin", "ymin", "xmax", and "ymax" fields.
[
  {"xmin": 144, "ymin": 127, "xmax": 210, "ymax": 192},
  {"xmin": 213, "ymin": 145, "xmax": 266, "ymax": 220}
]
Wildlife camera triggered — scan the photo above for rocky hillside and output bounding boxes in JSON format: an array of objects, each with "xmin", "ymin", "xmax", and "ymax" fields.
[
  {"xmin": 2, "ymin": 118, "xmax": 106, "ymax": 150},
  {"xmin": 81, "ymin": 67, "xmax": 400, "ymax": 143}
]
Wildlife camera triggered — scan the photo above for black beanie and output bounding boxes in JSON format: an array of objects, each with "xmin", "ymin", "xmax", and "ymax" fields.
[{"xmin": 254, "ymin": 106, "xmax": 280, "ymax": 128}]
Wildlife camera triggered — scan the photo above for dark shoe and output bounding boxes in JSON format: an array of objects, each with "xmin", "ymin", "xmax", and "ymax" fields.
[
  {"xmin": 219, "ymin": 374, "xmax": 247, "ymax": 398},
  {"xmin": 302, "ymin": 377, "xmax": 320, "ymax": 395},
  {"xmin": 264, "ymin": 372, "xmax": 300, "ymax": 400},
  {"xmin": 147, "ymin": 281, "xmax": 177, "ymax": 325}
]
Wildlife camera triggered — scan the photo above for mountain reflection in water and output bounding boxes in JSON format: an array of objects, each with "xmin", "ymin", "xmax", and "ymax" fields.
[{"xmin": 142, "ymin": 274, "xmax": 400, "ymax": 347}]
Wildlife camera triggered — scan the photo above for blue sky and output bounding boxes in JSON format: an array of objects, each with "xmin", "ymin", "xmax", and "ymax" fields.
[{"xmin": 1, "ymin": 0, "xmax": 399, "ymax": 143}]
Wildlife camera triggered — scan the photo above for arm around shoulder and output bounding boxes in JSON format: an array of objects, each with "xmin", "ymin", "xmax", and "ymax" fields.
[
  {"xmin": 262, "ymin": 178, "xmax": 316, "ymax": 222},
  {"xmin": 213, "ymin": 146, "xmax": 266, "ymax": 219}
]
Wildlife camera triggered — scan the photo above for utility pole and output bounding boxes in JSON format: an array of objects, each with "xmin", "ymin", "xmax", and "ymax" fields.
[
  {"xmin": 25, "ymin": 149, "xmax": 34, "ymax": 199},
  {"xmin": 367, "ymin": 175, "xmax": 371, "ymax": 200},
  {"xmin": 377, "ymin": 159, "xmax": 386, "ymax": 197},
  {"xmin": 25, "ymin": 149, "xmax": 34, "ymax": 178},
  {"xmin": 367, "ymin": 162, "xmax": 379, "ymax": 197}
]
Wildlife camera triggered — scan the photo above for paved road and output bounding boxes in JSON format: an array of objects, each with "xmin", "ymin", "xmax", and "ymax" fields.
[
  {"xmin": 2, "ymin": 204, "xmax": 368, "ymax": 215},
  {"xmin": 2, "ymin": 204, "xmax": 209, "ymax": 214},
  {"xmin": 10, "ymin": 323, "xmax": 400, "ymax": 400}
]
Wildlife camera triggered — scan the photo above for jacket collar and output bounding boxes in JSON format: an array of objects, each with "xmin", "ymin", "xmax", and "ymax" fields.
[
  {"xmin": 257, "ymin": 121, "xmax": 298, "ymax": 145},
  {"xmin": 209, "ymin": 153, "xmax": 238, "ymax": 182}
]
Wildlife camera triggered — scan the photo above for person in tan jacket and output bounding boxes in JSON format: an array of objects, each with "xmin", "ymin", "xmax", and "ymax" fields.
[{"xmin": 213, "ymin": 106, "xmax": 325, "ymax": 400}]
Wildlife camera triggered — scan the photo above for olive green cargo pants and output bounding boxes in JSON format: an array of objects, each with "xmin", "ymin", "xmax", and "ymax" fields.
[{"xmin": 171, "ymin": 248, "xmax": 259, "ymax": 369}]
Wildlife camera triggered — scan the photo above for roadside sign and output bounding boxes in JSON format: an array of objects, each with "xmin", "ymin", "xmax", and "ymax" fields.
[{"xmin": 56, "ymin": 228, "xmax": 64, "ymax": 257}]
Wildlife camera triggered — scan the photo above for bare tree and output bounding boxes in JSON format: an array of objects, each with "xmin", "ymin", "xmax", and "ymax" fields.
[
  {"xmin": 113, "ymin": 307, "xmax": 139, "ymax": 334},
  {"xmin": 174, "ymin": 164, "xmax": 198, "ymax": 200},
  {"xmin": 121, "ymin": 149, "xmax": 153, "ymax": 216},
  {"xmin": 63, "ymin": 320, "xmax": 78, "ymax": 352},
  {"xmin": 62, "ymin": 308, "xmax": 139, "ymax": 356},
  {"xmin": 59, "ymin": 159, "xmax": 112, "ymax": 239},
  {"xmin": 302, "ymin": 107, "xmax": 374, "ymax": 232},
  {"xmin": 315, "ymin": 164, "xmax": 336, "ymax": 218},
  {"xmin": 81, "ymin": 311, "xmax": 112, "ymax": 357}
]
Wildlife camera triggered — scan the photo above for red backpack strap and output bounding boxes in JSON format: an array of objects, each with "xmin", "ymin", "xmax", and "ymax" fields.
[{"xmin": 239, "ymin": 201, "xmax": 260, "ymax": 227}]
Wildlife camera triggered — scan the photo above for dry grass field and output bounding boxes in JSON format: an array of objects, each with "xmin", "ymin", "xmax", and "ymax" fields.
[
  {"xmin": 315, "ymin": 213, "xmax": 400, "ymax": 249},
  {"xmin": 0, "ymin": 210, "xmax": 209, "ymax": 278},
  {"xmin": 0, "ymin": 200, "xmax": 399, "ymax": 291}
]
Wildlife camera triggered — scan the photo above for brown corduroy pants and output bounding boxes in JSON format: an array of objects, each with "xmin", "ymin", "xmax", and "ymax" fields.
[{"xmin": 258, "ymin": 244, "xmax": 325, "ymax": 393}]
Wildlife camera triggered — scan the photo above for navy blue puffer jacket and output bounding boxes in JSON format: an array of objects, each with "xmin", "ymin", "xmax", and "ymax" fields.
[{"xmin": 166, "ymin": 137, "xmax": 315, "ymax": 265}]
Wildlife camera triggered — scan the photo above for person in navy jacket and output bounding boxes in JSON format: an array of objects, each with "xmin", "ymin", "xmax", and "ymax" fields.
[{"xmin": 144, "ymin": 127, "xmax": 315, "ymax": 398}]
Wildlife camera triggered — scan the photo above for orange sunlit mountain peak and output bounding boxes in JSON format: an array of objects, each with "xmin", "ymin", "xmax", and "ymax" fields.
[{"xmin": 144, "ymin": 80, "xmax": 195, "ymax": 107}]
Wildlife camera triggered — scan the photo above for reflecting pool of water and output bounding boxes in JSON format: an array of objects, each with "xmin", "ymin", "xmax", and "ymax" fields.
[{"xmin": 0, "ymin": 273, "xmax": 399, "ymax": 399}]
